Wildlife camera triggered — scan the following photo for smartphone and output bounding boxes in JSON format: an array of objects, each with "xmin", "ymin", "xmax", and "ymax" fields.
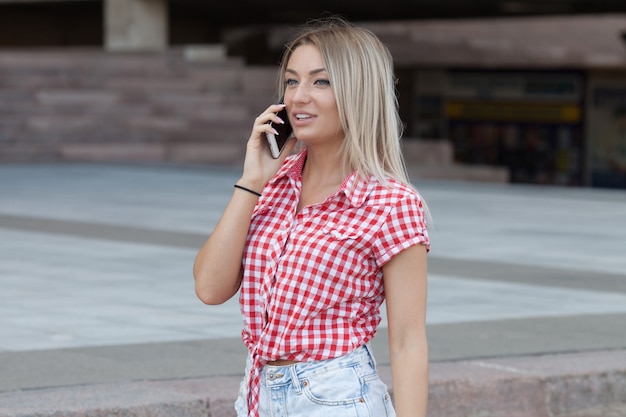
[{"xmin": 265, "ymin": 100, "xmax": 293, "ymax": 159}]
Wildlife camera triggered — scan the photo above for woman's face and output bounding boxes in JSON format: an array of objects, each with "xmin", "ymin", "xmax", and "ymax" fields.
[{"xmin": 283, "ymin": 43, "xmax": 343, "ymax": 147}]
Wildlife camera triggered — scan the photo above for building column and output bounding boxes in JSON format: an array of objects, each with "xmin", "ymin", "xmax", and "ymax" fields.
[{"xmin": 104, "ymin": 0, "xmax": 168, "ymax": 51}]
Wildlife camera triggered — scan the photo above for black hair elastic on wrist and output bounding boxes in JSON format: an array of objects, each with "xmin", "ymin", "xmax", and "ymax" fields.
[{"xmin": 234, "ymin": 184, "xmax": 262, "ymax": 197}]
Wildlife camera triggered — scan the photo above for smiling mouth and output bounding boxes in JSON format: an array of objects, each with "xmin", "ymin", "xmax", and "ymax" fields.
[{"xmin": 295, "ymin": 114, "xmax": 313, "ymax": 120}]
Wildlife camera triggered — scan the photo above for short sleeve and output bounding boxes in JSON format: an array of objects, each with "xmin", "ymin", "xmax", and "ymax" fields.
[{"xmin": 372, "ymin": 191, "xmax": 430, "ymax": 266}]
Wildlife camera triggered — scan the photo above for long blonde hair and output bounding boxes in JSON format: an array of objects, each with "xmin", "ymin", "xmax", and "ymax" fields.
[{"xmin": 277, "ymin": 18, "xmax": 409, "ymax": 186}]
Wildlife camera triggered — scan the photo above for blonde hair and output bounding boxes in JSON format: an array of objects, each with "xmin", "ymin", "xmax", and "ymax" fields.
[{"xmin": 277, "ymin": 18, "xmax": 409, "ymax": 185}]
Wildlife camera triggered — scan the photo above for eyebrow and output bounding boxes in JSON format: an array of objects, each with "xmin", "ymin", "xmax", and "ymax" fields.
[{"xmin": 285, "ymin": 68, "xmax": 327, "ymax": 76}]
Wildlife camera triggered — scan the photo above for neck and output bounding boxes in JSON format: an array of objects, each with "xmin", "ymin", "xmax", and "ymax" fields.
[{"xmin": 301, "ymin": 145, "xmax": 350, "ymax": 187}]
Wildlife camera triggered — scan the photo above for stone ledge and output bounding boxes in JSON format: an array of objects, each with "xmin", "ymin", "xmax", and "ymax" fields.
[
  {"xmin": 58, "ymin": 143, "xmax": 168, "ymax": 162},
  {"xmin": 0, "ymin": 350, "xmax": 623, "ymax": 417},
  {"xmin": 426, "ymin": 349, "xmax": 626, "ymax": 417},
  {"xmin": 56, "ymin": 142, "xmax": 246, "ymax": 165},
  {"xmin": 402, "ymin": 139, "xmax": 454, "ymax": 166},
  {"xmin": 408, "ymin": 163, "xmax": 510, "ymax": 183},
  {"xmin": 402, "ymin": 139, "xmax": 510, "ymax": 183}
]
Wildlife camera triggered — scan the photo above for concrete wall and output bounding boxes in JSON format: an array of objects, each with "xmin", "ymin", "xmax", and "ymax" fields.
[{"xmin": 105, "ymin": 0, "xmax": 167, "ymax": 51}]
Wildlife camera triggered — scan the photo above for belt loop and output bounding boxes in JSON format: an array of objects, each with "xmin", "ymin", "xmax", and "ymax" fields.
[
  {"xmin": 364, "ymin": 343, "xmax": 377, "ymax": 369},
  {"xmin": 290, "ymin": 365, "xmax": 302, "ymax": 395}
]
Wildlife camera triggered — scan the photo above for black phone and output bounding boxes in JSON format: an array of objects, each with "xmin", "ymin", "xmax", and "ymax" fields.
[{"xmin": 265, "ymin": 100, "xmax": 293, "ymax": 158}]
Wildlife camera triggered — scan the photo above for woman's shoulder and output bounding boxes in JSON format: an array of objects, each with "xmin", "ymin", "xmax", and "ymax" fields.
[{"xmin": 366, "ymin": 176, "xmax": 425, "ymax": 206}]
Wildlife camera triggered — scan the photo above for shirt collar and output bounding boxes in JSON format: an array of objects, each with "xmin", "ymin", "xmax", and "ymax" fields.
[
  {"xmin": 338, "ymin": 171, "xmax": 374, "ymax": 208},
  {"xmin": 269, "ymin": 149, "xmax": 307, "ymax": 184},
  {"xmin": 270, "ymin": 149, "xmax": 374, "ymax": 208}
]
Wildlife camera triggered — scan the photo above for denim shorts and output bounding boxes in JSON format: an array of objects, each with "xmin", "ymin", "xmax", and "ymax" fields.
[{"xmin": 234, "ymin": 344, "xmax": 396, "ymax": 417}]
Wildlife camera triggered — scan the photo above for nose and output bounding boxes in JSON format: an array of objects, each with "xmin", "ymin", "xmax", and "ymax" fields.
[{"xmin": 290, "ymin": 83, "xmax": 311, "ymax": 104}]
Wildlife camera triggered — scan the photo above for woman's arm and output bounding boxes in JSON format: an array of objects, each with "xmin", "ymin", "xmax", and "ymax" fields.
[
  {"xmin": 382, "ymin": 243, "xmax": 429, "ymax": 417},
  {"xmin": 193, "ymin": 186, "xmax": 259, "ymax": 305},
  {"xmin": 193, "ymin": 104, "xmax": 296, "ymax": 305}
]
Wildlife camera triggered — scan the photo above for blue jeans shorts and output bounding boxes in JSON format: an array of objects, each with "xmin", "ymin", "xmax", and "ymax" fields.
[{"xmin": 234, "ymin": 344, "xmax": 396, "ymax": 417}]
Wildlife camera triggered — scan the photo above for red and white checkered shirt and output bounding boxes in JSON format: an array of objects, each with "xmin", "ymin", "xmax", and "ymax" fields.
[{"xmin": 240, "ymin": 150, "xmax": 429, "ymax": 416}]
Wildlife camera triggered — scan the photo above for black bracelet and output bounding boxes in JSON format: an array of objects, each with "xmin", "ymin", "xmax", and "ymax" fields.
[{"xmin": 234, "ymin": 184, "xmax": 262, "ymax": 197}]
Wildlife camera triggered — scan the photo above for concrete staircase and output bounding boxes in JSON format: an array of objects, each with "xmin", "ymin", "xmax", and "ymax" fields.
[
  {"xmin": 0, "ymin": 47, "xmax": 278, "ymax": 165},
  {"xmin": 403, "ymin": 139, "xmax": 509, "ymax": 183},
  {"xmin": 0, "ymin": 47, "xmax": 508, "ymax": 182}
]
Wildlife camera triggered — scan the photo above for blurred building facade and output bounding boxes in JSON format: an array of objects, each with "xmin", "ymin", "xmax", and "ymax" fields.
[
  {"xmin": 363, "ymin": 16, "xmax": 626, "ymax": 188},
  {"xmin": 1, "ymin": 0, "xmax": 626, "ymax": 188}
]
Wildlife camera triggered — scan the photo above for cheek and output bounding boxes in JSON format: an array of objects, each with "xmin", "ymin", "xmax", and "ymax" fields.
[
  {"xmin": 329, "ymin": 105, "xmax": 342, "ymax": 129},
  {"xmin": 283, "ymin": 90, "xmax": 295, "ymax": 105},
  {"xmin": 323, "ymin": 99, "xmax": 339, "ymax": 121}
]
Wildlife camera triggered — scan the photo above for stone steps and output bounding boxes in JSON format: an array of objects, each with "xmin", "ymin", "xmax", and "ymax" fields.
[
  {"xmin": 0, "ymin": 47, "xmax": 509, "ymax": 180},
  {"xmin": 402, "ymin": 139, "xmax": 509, "ymax": 183},
  {"xmin": 0, "ymin": 48, "xmax": 276, "ymax": 164}
]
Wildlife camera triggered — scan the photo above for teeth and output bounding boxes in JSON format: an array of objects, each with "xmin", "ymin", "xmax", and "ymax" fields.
[{"xmin": 296, "ymin": 114, "xmax": 311, "ymax": 120}]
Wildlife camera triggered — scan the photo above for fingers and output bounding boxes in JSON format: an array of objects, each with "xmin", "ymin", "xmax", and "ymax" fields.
[
  {"xmin": 241, "ymin": 103, "xmax": 295, "ymax": 186},
  {"xmin": 254, "ymin": 103, "xmax": 286, "ymax": 136}
]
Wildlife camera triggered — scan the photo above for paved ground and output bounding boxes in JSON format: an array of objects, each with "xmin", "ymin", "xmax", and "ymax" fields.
[{"xmin": 0, "ymin": 162, "xmax": 625, "ymax": 415}]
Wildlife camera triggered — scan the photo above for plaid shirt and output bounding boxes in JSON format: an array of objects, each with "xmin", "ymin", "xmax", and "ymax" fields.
[{"xmin": 240, "ymin": 150, "xmax": 429, "ymax": 416}]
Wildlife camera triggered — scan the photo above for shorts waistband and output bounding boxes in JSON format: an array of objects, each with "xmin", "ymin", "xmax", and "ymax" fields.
[{"xmin": 261, "ymin": 344, "xmax": 377, "ymax": 388}]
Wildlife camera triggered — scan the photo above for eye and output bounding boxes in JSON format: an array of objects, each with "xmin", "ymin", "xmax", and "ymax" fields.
[
  {"xmin": 285, "ymin": 78, "xmax": 298, "ymax": 86},
  {"xmin": 314, "ymin": 79, "xmax": 331, "ymax": 86}
]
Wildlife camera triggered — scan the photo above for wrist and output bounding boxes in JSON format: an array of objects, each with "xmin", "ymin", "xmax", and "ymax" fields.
[
  {"xmin": 234, "ymin": 182, "xmax": 262, "ymax": 197},
  {"xmin": 237, "ymin": 176, "xmax": 265, "ymax": 192}
]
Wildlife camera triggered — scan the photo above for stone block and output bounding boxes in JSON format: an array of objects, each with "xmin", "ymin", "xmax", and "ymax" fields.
[
  {"xmin": 408, "ymin": 163, "xmax": 510, "ymax": 183},
  {"xmin": 240, "ymin": 67, "xmax": 280, "ymax": 94},
  {"xmin": 26, "ymin": 116, "xmax": 97, "ymax": 133},
  {"xmin": 0, "ymin": 143, "xmax": 58, "ymax": 162},
  {"xmin": 168, "ymin": 142, "xmax": 244, "ymax": 165},
  {"xmin": 59, "ymin": 143, "xmax": 167, "ymax": 162},
  {"xmin": 36, "ymin": 90, "xmax": 120, "ymax": 107},
  {"xmin": 179, "ymin": 126, "xmax": 250, "ymax": 145},
  {"xmin": 105, "ymin": 78, "xmax": 200, "ymax": 94},
  {"xmin": 183, "ymin": 45, "xmax": 227, "ymax": 62},
  {"xmin": 402, "ymin": 139, "xmax": 453, "ymax": 166},
  {"xmin": 105, "ymin": 0, "xmax": 167, "ymax": 52},
  {"xmin": 128, "ymin": 116, "xmax": 188, "ymax": 132},
  {"xmin": 186, "ymin": 69, "xmax": 242, "ymax": 92}
]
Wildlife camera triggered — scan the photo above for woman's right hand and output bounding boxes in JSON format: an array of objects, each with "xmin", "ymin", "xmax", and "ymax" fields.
[
  {"xmin": 238, "ymin": 103, "xmax": 297, "ymax": 192},
  {"xmin": 194, "ymin": 103, "xmax": 297, "ymax": 305}
]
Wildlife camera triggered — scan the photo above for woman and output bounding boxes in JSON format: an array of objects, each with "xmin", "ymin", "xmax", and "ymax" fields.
[{"xmin": 193, "ymin": 18, "xmax": 430, "ymax": 417}]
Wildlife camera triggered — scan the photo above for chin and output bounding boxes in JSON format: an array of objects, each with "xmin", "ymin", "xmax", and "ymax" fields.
[{"xmin": 292, "ymin": 132, "xmax": 314, "ymax": 144}]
